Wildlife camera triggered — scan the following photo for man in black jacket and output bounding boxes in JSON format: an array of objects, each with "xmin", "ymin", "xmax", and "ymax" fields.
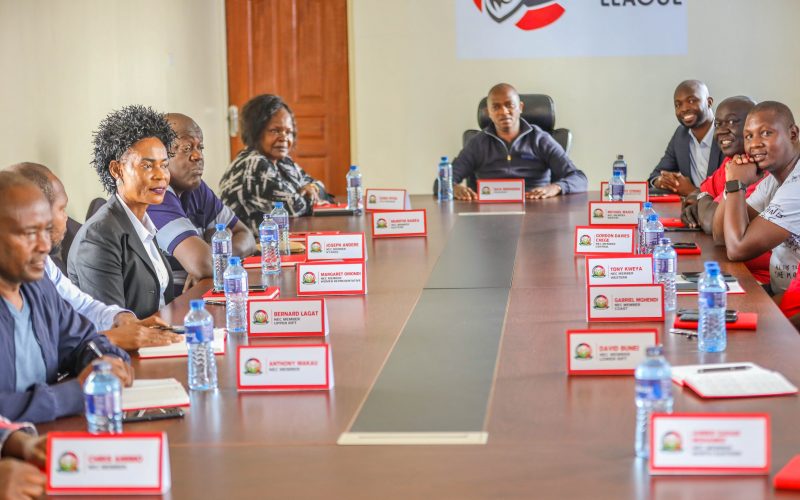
[{"xmin": 648, "ymin": 80, "xmax": 725, "ymax": 196}]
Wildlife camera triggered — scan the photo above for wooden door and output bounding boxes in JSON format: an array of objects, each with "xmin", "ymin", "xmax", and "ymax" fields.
[{"xmin": 226, "ymin": 0, "xmax": 350, "ymax": 196}]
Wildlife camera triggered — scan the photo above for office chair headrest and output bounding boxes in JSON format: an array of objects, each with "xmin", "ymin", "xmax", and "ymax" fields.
[{"xmin": 477, "ymin": 94, "xmax": 556, "ymax": 133}]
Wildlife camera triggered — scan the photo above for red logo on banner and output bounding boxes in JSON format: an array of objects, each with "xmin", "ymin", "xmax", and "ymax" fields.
[{"xmin": 473, "ymin": 0, "xmax": 565, "ymax": 31}]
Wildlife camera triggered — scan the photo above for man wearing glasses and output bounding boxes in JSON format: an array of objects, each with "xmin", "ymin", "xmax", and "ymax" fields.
[
  {"xmin": 147, "ymin": 113, "xmax": 255, "ymax": 294},
  {"xmin": 452, "ymin": 83, "xmax": 587, "ymax": 200}
]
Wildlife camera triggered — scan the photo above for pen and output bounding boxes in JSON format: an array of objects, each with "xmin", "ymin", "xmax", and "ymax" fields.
[
  {"xmin": 697, "ymin": 365, "xmax": 751, "ymax": 374},
  {"xmin": 205, "ymin": 300, "xmax": 226, "ymax": 306},
  {"xmin": 87, "ymin": 340, "xmax": 104, "ymax": 359}
]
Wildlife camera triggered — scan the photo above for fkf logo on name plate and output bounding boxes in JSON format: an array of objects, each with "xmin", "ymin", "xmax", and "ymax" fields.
[{"xmin": 473, "ymin": 0, "xmax": 565, "ymax": 31}]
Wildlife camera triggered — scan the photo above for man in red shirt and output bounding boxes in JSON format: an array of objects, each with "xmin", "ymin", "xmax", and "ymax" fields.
[{"xmin": 680, "ymin": 96, "xmax": 771, "ymax": 285}]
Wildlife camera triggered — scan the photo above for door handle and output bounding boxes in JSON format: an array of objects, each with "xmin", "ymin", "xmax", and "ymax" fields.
[{"xmin": 228, "ymin": 105, "xmax": 239, "ymax": 137}]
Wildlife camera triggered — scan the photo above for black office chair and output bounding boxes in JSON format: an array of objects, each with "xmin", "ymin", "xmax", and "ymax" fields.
[{"xmin": 85, "ymin": 197, "xmax": 106, "ymax": 221}]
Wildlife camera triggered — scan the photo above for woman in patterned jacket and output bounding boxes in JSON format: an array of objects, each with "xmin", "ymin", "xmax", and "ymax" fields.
[{"xmin": 219, "ymin": 94, "xmax": 330, "ymax": 234}]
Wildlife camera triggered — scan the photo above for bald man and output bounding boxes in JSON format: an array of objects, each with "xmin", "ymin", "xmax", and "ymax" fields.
[
  {"xmin": 719, "ymin": 101, "xmax": 800, "ymax": 294},
  {"xmin": 649, "ymin": 80, "xmax": 725, "ymax": 197},
  {"xmin": 452, "ymin": 83, "xmax": 587, "ymax": 200},
  {"xmin": 147, "ymin": 113, "xmax": 255, "ymax": 293},
  {"xmin": 0, "ymin": 172, "xmax": 132, "ymax": 423}
]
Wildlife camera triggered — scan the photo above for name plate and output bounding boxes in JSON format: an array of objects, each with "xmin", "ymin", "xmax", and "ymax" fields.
[
  {"xmin": 477, "ymin": 179, "xmax": 525, "ymax": 202},
  {"xmin": 372, "ymin": 210, "xmax": 427, "ymax": 238},
  {"xmin": 586, "ymin": 256, "xmax": 654, "ymax": 286},
  {"xmin": 296, "ymin": 261, "xmax": 367, "ymax": 295},
  {"xmin": 588, "ymin": 201, "xmax": 642, "ymax": 225},
  {"xmin": 247, "ymin": 299, "xmax": 328, "ymax": 337},
  {"xmin": 600, "ymin": 181, "xmax": 649, "ymax": 202},
  {"xmin": 47, "ymin": 432, "xmax": 170, "ymax": 495},
  {"xmin": 574, "ymin": 226, "xmax": 635, "ymax": 254},
  {"xmin": 365, "ymin": 189, "xmax": 409, "ymax": 211},
  {"xmin": 650, "ymin": 414, "xmax": 770, "ymax": 475},
  {"xmin": 587, "ymin": 284, "xmax": 664, "ymax": 322},
  {"xmin": 566, "ymin": 329, "xmax": 658, "ymax": 375},
  {"xmin": 237, "ymin": 344, "xmax": 334, "ymax": 391},
  {"xmin": 305, "ymin": 232, "xmax": 366, "ymax": 261}
]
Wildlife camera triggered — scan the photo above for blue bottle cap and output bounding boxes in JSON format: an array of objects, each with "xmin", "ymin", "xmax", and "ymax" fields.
[
  {"xmin": 646, "ymin": 345, "xmax": 664, "ymax": 357},
  {"xmin": 647, "ymin": 214, "xmax": 658, "ymax": 221},
  {"xmin": 350, "ymin": 165, "xmax": 357, "ymax": 170},
  {"xmin": 228, "ymin": 256, "xmax": 241, "ymax": 266},
  {"xmin": 659, "ymin": 237, "xmax": 671, "ymax": 245},
  {"xmin": 215, "ymin": 223, "xmax": 225, "ymax": 231},
  {"xmin": 441, "ymin": 156, "xmax": 448, "ymax": 162},
  {"xmin": 91, "ymin": 359, "xmax": 112, "ymax": 371},
  {"xmin": 643, "ymin": 202, "xmax": 653, "ymax": 209},
  {"xmin": 190, "ymin": 299, "xmax": 205, "ymax": 310},
  {"xmin": 273, "ymin": 201, "xmax": 283, "ymax": 208},
  {"xmin": 613, "ymin": 171, "xmax": 622, "ymax": 177}
]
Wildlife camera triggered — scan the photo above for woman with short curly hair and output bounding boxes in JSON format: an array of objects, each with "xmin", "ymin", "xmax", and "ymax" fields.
[{"xmin": 67, "ymin": 105, "xmax": 177, "ymax": 318}]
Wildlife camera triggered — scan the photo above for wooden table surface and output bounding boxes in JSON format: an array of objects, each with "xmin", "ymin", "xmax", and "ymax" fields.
[{"xmin": 40, "ymin": 194, "xmax": 800, "ymax": 499}]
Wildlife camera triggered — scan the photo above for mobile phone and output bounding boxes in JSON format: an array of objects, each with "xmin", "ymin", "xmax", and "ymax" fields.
[
  {"xmin": 122, "ymin": 407, "xmax": 185, "ymax": 423},
  {"xmin": 249, "ymin": 285, "xmax": 266, "ymax": 292},
  {"xmin": 678, "ymin": 309, "xmax": 738, "ymax": 323},
  {"xmin": 681, "ymin": 272, "xmax": 737, "ymax": 282},
  {"xmin": 154, "ymin": 325, "xmax": 186, "ymax": 334},
  {"xmin": 672, "ymin": 242, "xmax": 698, "ymax": 250}
]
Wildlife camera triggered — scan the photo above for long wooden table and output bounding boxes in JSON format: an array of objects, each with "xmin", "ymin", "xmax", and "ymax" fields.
[{"xmin": 40, "ymin": 194, "xmax": 800, "ymax": 499}]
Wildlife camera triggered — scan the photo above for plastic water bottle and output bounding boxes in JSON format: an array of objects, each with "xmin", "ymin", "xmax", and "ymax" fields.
[
  {"xmin": 609, "ymin": 171, "xmax": 625, "ymax": 201},
  {"xmin": 636, "ymin": 202, "xmax": 657, "ymax": 254},
  {"xmin": 270, "ymin": 202, "xmax": 291, "ymax": 256},
  {"xmin": 83, "ymin": 360, "xmax": 122, "ymax": 434},
  {"xmin": 653, "ymin": 238, "xmax": 678, "ymax": 312},
  {"xmin": 346, "ymin": 165, "xmax": 363, "ymax": 214},
  {"xmin": 224, "ymin": 256, "xmax": 248, "ymax": 335},
  {"xmin": 698, "ymin": 261, "xmax": 727, "ymax": 352},
  {"xmin": 641, "ymin": 214, "xmax": 664, "ymax": 255},
  {"xmin": 437, "ymin": 156, "xmax": 453, "ymax": 202},
  {"xmin": 634, "ymin": 345, "xmax": 673, "ymax": 458},
  {"xmin": 211, "ymin": 223, "xmax": 232, "ymax": 290},
  {"xmin": 613, "ymin": 154, "xmax": 628, "ymax": 181},
  {"xmin": 259, "ymin": 214, "xmax": 281, "ymax": 275},
  {"xmin": 185, "ymin": 299, "xmax": 218, "ymax": 391}
]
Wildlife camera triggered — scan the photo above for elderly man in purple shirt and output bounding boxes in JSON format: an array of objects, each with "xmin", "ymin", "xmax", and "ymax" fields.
[{"xmin": 453, "ymin": 83, "xmax": 587, "ymax": 201}]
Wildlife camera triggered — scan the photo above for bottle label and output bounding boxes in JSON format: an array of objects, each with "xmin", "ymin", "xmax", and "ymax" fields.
[
  {"xmin": 611, "ymin": 184, "xmax": 624, "ymax": 196},
  {"xmin": 655, "ymin": 256, "xmax": 675, "ymax": 274},
  {"xmin": 85, "ymin": 391, "xmax": 121, "ymax": 416},
  {"xmin": 699, "ymin": 290, "xmax": 726, "ymax": 308},
  {"xmin": 186, "ymin": 324, "xmax": 213, "ymax": 344},
  {"xmin": 644, "ymin": 230, "xmax": 663, "ymax": 247},
  {"xmin": 213, "ymin": 240, "xmax": 231, "ymax": 254},
  {"xmin": 635, "ymin": 378, "xmax": 670, "ymax": 401},
  {"xmin": 224, "ymin": 277, "xmax": 244, "ymax": 294},
  {"xmin": 349, "ymin": 177, "xmax": 362, "ymax": 188}
]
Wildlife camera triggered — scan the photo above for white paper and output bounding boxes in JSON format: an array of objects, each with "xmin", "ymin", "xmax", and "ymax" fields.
[
  {"xmin": 138, "ymin": 329, "xmax": 226, "ymax": 359},
  {"xmin": 122, "ymin": 379, "xmax": 190, "ymax": 411}
]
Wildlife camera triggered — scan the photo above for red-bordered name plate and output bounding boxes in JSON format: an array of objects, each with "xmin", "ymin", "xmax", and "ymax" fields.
[
  {"xmin": 586, "ymin": 284, "xmax": 665, "ymax": 322},
  {"xmin": 305, "ymin": 232, "xmax": 366, "ymax": 262},
  {"xmin": 296, "ymin": 261, "xmax": 367, "ymax": 296},
  {"xmin": 588, "ymin": 201, "xmax": 642, "ymax": 225},
  {"xmin": 365, "ymin": 188, "xmax": 408, "ymax": 211},
  {"xmin": 477, "ymin": 178, "xmax": 525, "ymax": 203},
  {"xmin": 566, "ymin": 329, "xmax": 658, "ymax": 375},
  {"xmin": 575, "ymin": 226, "xmax": 635, "ymax": 255},
  {"xmin": 585, "ymin": 255, "xmax": 654, "ymax": 286},
  {"xmin": 247, "ymin": 298, "xmax": 327, "ymax": 337},
  {"xmin": 236, "ymin": 344, "xmax": 333, "ymax": 391},
  {"xmin": 600, "ymin": 181, "xmax": 649, "ymax": 202},
  {"xmin": 371, "ymin": 210, "xmax": 427, "ymax": 238}
]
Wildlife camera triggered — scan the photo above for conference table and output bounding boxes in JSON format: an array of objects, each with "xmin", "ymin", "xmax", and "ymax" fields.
[{"xmin": 40, "ymin": 193, "xmax": 800, "ymax": 499}]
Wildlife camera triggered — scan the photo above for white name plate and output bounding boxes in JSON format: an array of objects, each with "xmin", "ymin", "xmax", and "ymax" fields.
[
  {"xmin": 237, "ymin": 344, "xmax": 334, "ymax": 391},
  {"xmin": 372, "ymin": 210, "xmax": 427, "ymax": 238},
  {"xmin": 574, "ymin": 226, "xmax": 635, "ymax": 255},
  {"xmin": 650, "ymin": 414, "xmax": 770, "ymax": 475},
  {"xmin": 477, "ymin": 179, "xmax": 525, "ymax": 202},
  {"xmin": 586, "ymin": 256, "xmax": 654, "ymax": 286},
  {"xmin": 589, "ymin": 201, "xmax": 642, "ymax": 225},
  {"xmin": 566, "ymin": 329, "xmax": 658, "ymax": 375},
  {"xmin": 586, "ymin": 284, "xmax": 664, "ymax": 322},
  {"xmin": 365, "ymin": 189, "xmax": 409, "ymax": 211},
  {"xmin": 296, "ymin": 262, "xmax": 367, "ymax": 296},
  {"xmin": 600, "ymin": 181, "xmax": 649, "ymax": 202},
  {"xmin": 47, "ymin": 432, "xmax": 170, "ymax": 495},
  {"xmin": 247, "ymin": 298, "xmax": 328, "ymax": 337},
  {"xmin": 305, "ymin": 232, "xmax": 365, "ymax": 261}
]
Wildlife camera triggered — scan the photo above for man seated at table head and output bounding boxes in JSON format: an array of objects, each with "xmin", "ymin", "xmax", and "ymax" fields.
[
  {"xmin": 452, "ymin": 83, "xmax": 587, "ymax": 201},
  {"xmin": 649, "ymin": 79, "xmax": 725, "ymax": 197},
  {"xmin": 147, "ymin": 113, "xmax": 255, "ymax": 294},
  {"xmin": 4, "ymin": 162, "xmax": 181, "ymax": 351},
  {"xmin": 0, "ymin": 172, "xmax": 133, "ymax": 423},
  {"xmin": 720, "ymin": 101, "xmax": 800, "ymax": 294}
]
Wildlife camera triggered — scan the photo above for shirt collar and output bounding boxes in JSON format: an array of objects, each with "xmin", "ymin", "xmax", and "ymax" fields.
[
  {"xmin": 690, "ymin": 122, "xmax": 715, "ymax": 148},
  {"xmin": 485, "ymin": 117, "xmax": 534, "ymax": 142},
  {"xmin": 116, "ymin": 194, "xmax": 157, "ymax": 242}
]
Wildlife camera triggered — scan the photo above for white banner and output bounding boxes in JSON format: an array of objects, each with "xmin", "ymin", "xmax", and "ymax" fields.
[{"xmin": 456, "ymin": 0, "xmax": 687, "ymax": 59}]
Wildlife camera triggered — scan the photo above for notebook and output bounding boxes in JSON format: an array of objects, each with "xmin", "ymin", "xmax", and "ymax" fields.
[
  {"xmin": 138, "ymin": 328, "xmax": 226, "ymax": 359},
  {"xmin": 122, "ymin": 378, "xmax": 190, "ymax": 411},
  {"xmin": 672, "ymin": 363, "xmax": 798, "ymax": 399},
  {"xmin": 202, "ymin": 286, "xmax": 280, "ymax": 304}
]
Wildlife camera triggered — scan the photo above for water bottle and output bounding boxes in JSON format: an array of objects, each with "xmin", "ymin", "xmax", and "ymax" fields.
[
  {"xmin": 437, "ymin": 156, "xmax": 453, "ymax": 202},
  {"xmin": 609, "ymin": 171, "xmax": 625, "ymax": 201},
  {"xmin": 634, "ymin": 345, "xmax": 673, "ymax": 458},
  {"xmin": 83, "ymin": 360, "xmax": 122, "ymax": 434},
  {"xmin": 224, "ymin": 256, "xmax": 248, "ymax": 335},
  {"xmin": 211, "ymin": 223, "xmax": 232, "ymax": 290},
  {"xmin": 270, "ymin": 202, "xmax": 291, "ymax": 256},
  {"xmin": 259, "ymin": 214, "xmax": 281, "ymax": 275},
  {"xmin": 636, "ymin": 202, "xmax": 657, "ymax": 254},
  {"xmin": 698, "ymin": 261, "xmax": 727, "ymax": 352},
  {"xmin": 641, "ymin": 214, "xmax": 664, "ymax": 255},
  {"xmin": 613, "ymin": 154, "xmax": 628, "ymax": 181},
  {"xmin": 185, "ymin": 299, "xmax": 218, "ymax": 391},
  {"xmin": 346, "ymin": 165, "xmax": 363, "ymax": 214},
  {"xmin": 653, "ymin": 238, "xmax": 678, "ymax": 312}
]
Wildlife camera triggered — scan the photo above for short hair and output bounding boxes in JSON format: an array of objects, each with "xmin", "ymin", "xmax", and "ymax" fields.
[
  {"xmin": 749, "ymin": 101, "xmax": 796, "ymax": 127},
  {"xmin": 0, "ymin": 171, "xmax": 42, "ymax": 216},
  {"xmin": 488, "ymin": 83, "xmax": 519, "ymax": 99},
  {"xmin": 240, "ymin": 94, "xmax": 295, "ymax": 151},
  {"xmin": 91, "ymin": 105, "xmax": 176, "ymax": 194},
  {"xmin": 675, "ymin": 79, "xmax": 710, "ymax": 97},
  {"xmin": 4, "ymin": 162, "xmax": 55, "ymax": 204}
]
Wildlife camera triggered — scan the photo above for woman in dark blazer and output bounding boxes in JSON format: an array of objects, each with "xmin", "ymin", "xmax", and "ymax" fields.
[{"xmin": 68, "ymin": 105, "xmax": 176, "ymax": 318}]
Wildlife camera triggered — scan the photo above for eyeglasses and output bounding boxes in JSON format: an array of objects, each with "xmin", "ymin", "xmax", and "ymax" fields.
[
  {"xmin": 714, "ymin": 118, "xmax": 742, "ymax": 128},
  {"xmin": 266, "ymin": 128, "xmax": 295, "ymax": 138}
]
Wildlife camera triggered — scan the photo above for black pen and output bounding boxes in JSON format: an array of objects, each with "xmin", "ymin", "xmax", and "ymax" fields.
[
  {"xmin": 697, "ymin": 365, "xmax": 751, "ymax": 374},
  {"xmin": 87, "ymin": 340, "xmax": 104, "ymax": 359}
]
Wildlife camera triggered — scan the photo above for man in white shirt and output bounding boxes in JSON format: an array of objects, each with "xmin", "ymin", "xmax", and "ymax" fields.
[
  {"xmin": 4, "ymin": 163, "xmax": 181, "ymax": 350},
  {"xmin": 718, "ymin": 101, "xmax": 800, "ymax": 294}
]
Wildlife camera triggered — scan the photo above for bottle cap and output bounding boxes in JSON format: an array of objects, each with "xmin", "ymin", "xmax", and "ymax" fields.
[
  {"xmin": 643, "ymin": 202, "xmax": 653, "ymax": 209},
  {"xmin": 228, "ymin": 256, "xmax": 241, "ymax": 266},
  {"xmin": 350, "ymin": 165, "xmax": 357, "ymax": 171},
  {"xmin": 645, "ymin": 345, "xmax": 664, "ymax": 357},
  {"xmin": 190, "ymin": 299, "xmax": 205, "ymax": 310},
  {"xmin": 215, "ymin": 223, "xmax": 225, "ymax": 231},
  {"xmin": 647, "ymin": 214, "xmax": 658, "ymax": 222},
  {"xmin": 91, "ymin": 359, "xmax": 112, "ymax": 372},
  {"xmin": 263, "ymin": 213, "xmax": 270, "ymax": 220},
  {"xmin": 617, "ymin": 154, "xmax": 624, "ymax": 160},
  {"xmin": 273, "ymin": 201, "xmax": 284, "ymax": 208},
  {"xmin": 658, "ymin": 237, "xmax": 671, "ymax": 245},
  {"xmin": 613, "ymin": 171, "xmax": 622, "ymax": 177},
  {"xmin": 441, "ymin": 156, "xmax": 448, "ymax": 162}
]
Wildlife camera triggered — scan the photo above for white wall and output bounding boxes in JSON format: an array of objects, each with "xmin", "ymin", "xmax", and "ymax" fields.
[
  {"xmin": 348, "ymin": 0, "xmax": 800, "ymax": 194},
  {"xmin": 0, "ymin": 0, "xmax": 229, "ymax": 220}
]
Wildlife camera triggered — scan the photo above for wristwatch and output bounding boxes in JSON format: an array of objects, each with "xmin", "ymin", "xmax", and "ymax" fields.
[{"xmin": 725, "ymin": 180, "xmax": 745, "ymax": 195}]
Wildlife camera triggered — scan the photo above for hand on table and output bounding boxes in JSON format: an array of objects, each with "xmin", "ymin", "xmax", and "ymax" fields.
[
  {"xmin": 1, "ymin": 432, "xmax": 46, "ymax": 469},
  {"xmin": 454, "ymin": 184, "xmax": 478, "ymax": 201},
  {"xmin": 78, "ymin": 355, "xmax": 134, "ymax": 387},
  {"xmin": 182, "ymin": 273, "xmax": 202, "ymax": 294},
  {"xmin": 526, "ymin": 183, "xmax": 562, "ymax": 199},
  {"xmin": 656, "ymin": 172, "xmax": 695, "ymax": 196},
  {"xmin": 299, "ymin": 183, "xmax": 320, "ymax": 203},
  {"xmin": 681, "ymin": 190, "xmax": 701, "ymax": 228},
  {"xmin": 103, "ymin": 324, "xmax": 182, "ymax": 351},
  {"xmin": 0, "ymin": 459, "xmax": 46, "ymax": 500}
]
